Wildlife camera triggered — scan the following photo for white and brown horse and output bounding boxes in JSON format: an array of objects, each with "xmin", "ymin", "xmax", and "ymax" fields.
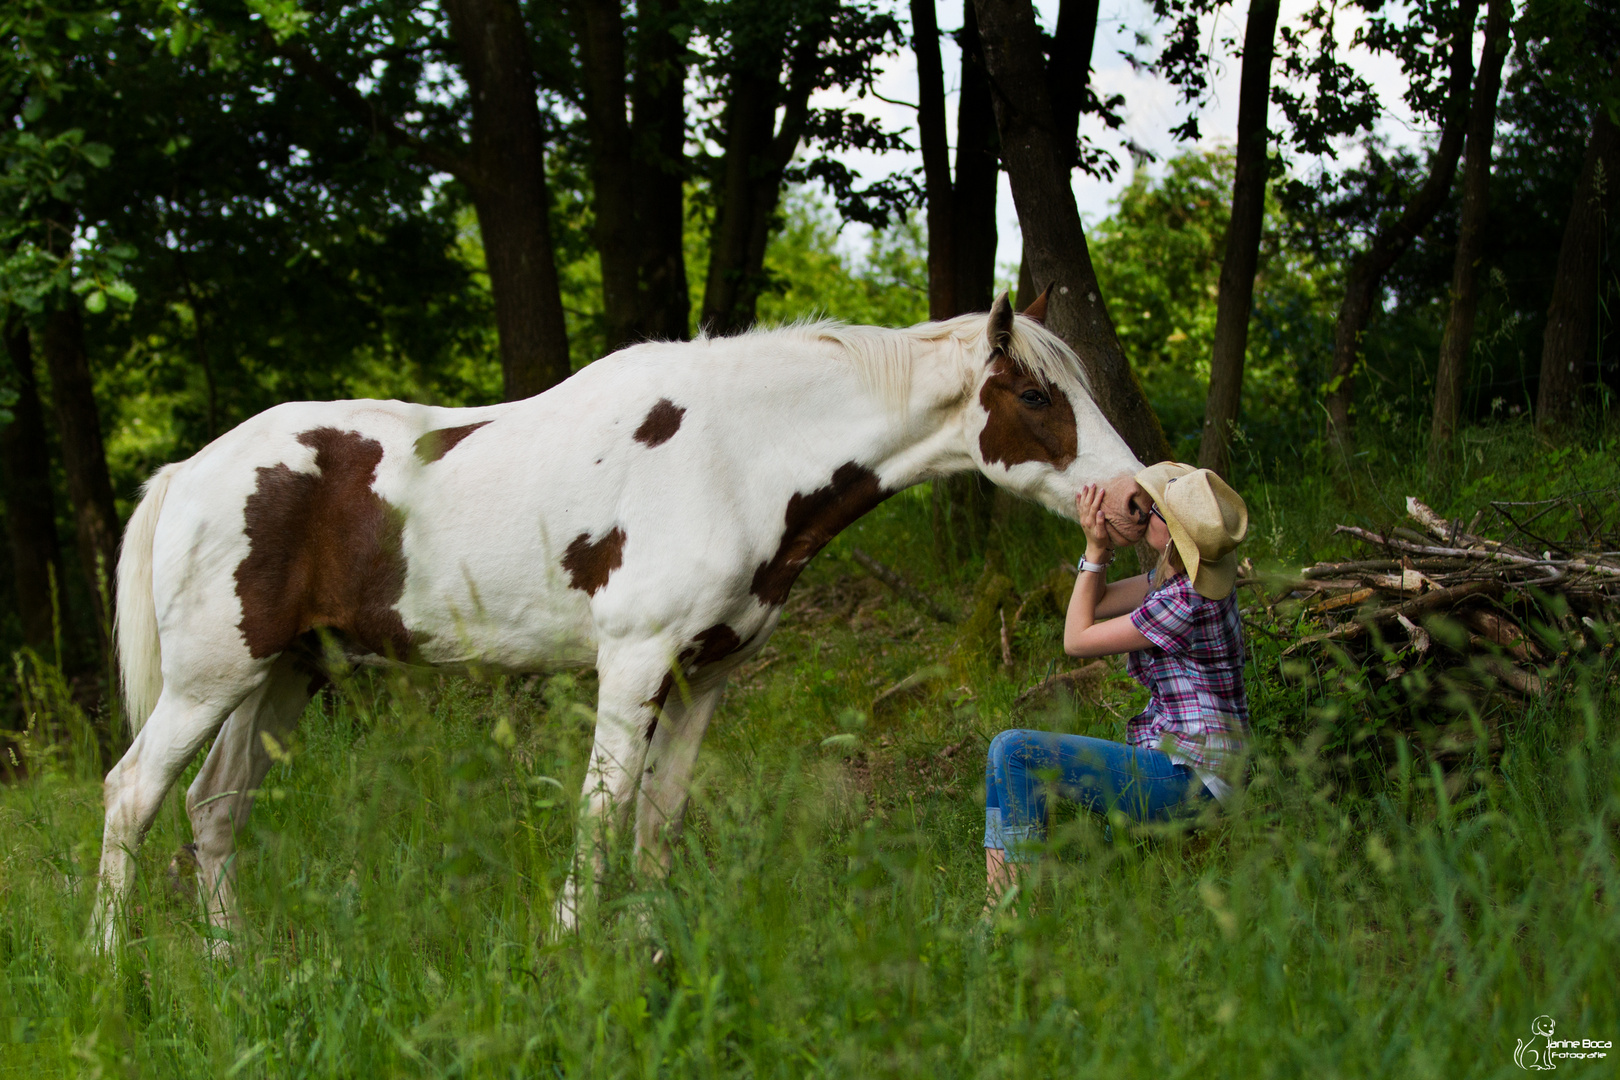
[{"xmin": 96, "ymin": 292, "xmax": 1148, "ymax": 946}]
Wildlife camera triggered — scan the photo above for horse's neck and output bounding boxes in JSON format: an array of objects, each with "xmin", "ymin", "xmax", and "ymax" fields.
[{"xmin": 750, "ymin": 334, "xmax": 976, "ymax": 493}]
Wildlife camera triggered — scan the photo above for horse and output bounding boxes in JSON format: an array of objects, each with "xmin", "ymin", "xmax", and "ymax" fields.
[{"xmin": 94, "ymin": 290, "xmax": 1150, "ymax": 949}]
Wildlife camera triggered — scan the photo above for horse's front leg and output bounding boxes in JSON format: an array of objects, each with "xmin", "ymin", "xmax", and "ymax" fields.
[
  {"xmin": 554, "ymin": 641, "xmax": 668, "ymax": 932},
  {"xmin": 634, "ymin": 679, "xmax": 726, "ymax": 877}
]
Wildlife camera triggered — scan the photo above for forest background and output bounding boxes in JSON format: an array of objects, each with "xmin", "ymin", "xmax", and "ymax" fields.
[{"xmin": 1, "ymin": 0, "xmax": 1619, "ymax": 1074}]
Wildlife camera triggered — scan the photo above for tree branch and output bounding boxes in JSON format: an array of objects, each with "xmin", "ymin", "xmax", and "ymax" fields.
[{"xmin": 270, "ymin": 37, "xmax": 474, "ymax": 185}]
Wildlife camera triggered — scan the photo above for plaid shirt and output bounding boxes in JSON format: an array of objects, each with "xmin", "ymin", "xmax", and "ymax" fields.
[{"xmin": 1125, "ymin": 571, "xmax": 1249, "ymax": 775}]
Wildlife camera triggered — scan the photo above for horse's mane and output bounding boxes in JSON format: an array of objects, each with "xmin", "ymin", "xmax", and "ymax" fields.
[{"xmin": 706, "ymin": 311, "xmax": 1091, "ymax": 410}]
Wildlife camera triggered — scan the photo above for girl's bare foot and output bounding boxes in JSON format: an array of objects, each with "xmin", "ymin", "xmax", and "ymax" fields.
[{"xmin": 983, "ymin": 847, "xmax": 1020, "ymax": 918}]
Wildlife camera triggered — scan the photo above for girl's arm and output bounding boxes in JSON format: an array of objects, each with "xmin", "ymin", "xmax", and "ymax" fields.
[
  {"xmin": 1094, "ymin": 572, "xmax": 1151, "ymax": 618},
  {"xmin": 1065, "ymin": 485, "xmax": 1154, "ymax": 659}
]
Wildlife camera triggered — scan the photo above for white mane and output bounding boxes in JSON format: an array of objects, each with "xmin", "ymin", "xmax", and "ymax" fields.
[{"xmin": 709, "ymin": 311, "xmax": 1093, "ymax": 410}]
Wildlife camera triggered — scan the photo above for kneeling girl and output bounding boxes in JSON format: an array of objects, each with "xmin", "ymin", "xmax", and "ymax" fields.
[{"xmin": 984, "ymin": 462, "xmax": 1250, "ymax": 899}]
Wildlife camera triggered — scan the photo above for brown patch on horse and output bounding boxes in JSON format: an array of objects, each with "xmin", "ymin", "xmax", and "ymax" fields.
[
  {"xmin": 643, "ymin": 623, "xmax": 745, "ymax": 740},
  {"xmin": 686, "ymin": 624, "xmax": 743, "ymax": 669},
  {"xmin": 977, "ymin": 355, "xmax": 1078, "ymax": 471},
  {"xmin": 633, "ymin": 399, "xmax": 686, "ymax": 448},
  {"xmin": 751, "ymin": 463, "xmax": 890, "ymax": 606},
  {"xmin": 414, "ymin": 421, "xmax": 490, "ymax": 464},
  {"xmin": 235, "ymin": 427, "xmax": 413, "ymax": 661},
  {"xmin": 562, "ymin": 527, "xmax": 626, "ymax": 596}
]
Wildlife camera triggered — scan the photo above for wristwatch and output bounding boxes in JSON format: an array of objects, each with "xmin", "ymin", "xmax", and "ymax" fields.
[{"xmin": 1079, "ymin": 556, "xmax": 1111, "ymax": 574}]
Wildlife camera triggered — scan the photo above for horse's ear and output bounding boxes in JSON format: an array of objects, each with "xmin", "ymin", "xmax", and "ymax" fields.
[
  {"xmin": 1022, "ymin": 284, "xmax": 1052, "ymax": 324},
  {"xmin": 987, "ymin": 291, "xmax": 1014, "ymax": 353}
]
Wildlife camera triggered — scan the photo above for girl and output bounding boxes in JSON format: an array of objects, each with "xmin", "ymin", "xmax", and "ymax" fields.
[{"xmin": 983, "ymin": 462, "xmax": 1250, "ymax": 902}]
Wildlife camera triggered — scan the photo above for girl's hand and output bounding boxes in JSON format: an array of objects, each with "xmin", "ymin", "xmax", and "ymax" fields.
[{"xmin": 1076, "ymin": 484, "xmax": 1112, "ymax": 555}]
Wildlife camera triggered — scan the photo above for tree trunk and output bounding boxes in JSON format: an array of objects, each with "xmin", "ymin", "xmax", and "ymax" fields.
[
  {"xmin": 41, "ymin": 301, "xmax": 119, "ymax": 647},
  {"xmin": 1005, "ymin": 0, "xmax": 1100, "ymax": 324},
  {"xmin": 971, "ymin": 0, "xmax": 1171, "ymax": 466},
  {"xmin": 1537, "ymin": 107, "xmax": 1620, "ymax": 433},
  {"xmin": 1326, "ymin": 0, "xmax": 1477, "ymax": 458},
  {"xmin": 1198, "ymin": 0, "xmax": 1279, "ymax": 477},
  {"xmin": 913, "ymin": 0, "xmax": 958, "ymax": 320},
  {"xmin": 952, "ymin": 0, "xmax": 1000, "ymax": 314},
  {"xmin": 1429, "ymin": 0, "xmax": 1510, "ymax": 477},
  {"xmin": 1016, "ymin": 249, "xmax": 1035, "ymax": 308},
  {"xmin": 632, "ymin": 0, "xmax": 691, "ymax": 341},
  {"xmin": 916, "ymin": 1, "xmax": 1005, "ymax": 564},
  {"xmin": 576, "ymin": 0, "xmax": 643, "ymax": 352},
  {"xmin": 443, "ymin": 0, "xmax": 572, "ymax": 399},
  {"xmin": 1048, "ymin": 0, "xmax": 1100, "ymax": 172},
  {"xmin": 701, "ymin": 69, "xmax": 785, "ymax": 335},
  {"xmin": 2, "ymin": 318, "xmax": 69, "ymax": 657},
  {"xmin": 1197, "ymin": 0, "xmax": 1279, "ymax": 479},
  {"xmin": 701, "ymin": 29, "xmax": 825, "ymax": 335}
]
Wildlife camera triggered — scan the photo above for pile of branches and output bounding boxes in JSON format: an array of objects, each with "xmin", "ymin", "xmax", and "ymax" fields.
[{"xmin": 1264, "ymin": 495, "xmax": 1620, "ymax": 698}]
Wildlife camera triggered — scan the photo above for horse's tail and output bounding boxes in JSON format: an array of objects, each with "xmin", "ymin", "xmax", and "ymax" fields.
[{"xmin": 117, "ymin": 463, "xmax": 180, "ymax": 734}]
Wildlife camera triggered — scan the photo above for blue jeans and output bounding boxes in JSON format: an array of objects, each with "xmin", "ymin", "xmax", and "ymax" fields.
[{"xmin": 983, "ymin": 729, "xmax": 1212, "ymax": 861}]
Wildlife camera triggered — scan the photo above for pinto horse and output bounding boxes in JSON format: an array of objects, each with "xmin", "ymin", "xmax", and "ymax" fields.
[{"xmin": 94, "ymin": 291, "xmax": 1148, "ymax": 947}]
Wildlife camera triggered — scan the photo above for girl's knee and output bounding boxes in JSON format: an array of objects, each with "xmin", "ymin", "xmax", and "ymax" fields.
[{"xmin": 987, "ymin": 728, "xmax": 1028, "ymax": 768}]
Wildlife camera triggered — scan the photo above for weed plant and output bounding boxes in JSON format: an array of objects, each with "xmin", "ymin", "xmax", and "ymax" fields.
[{"xmin": 1, "ymin": 420, "xmax": 1617, "ymax": 1077}]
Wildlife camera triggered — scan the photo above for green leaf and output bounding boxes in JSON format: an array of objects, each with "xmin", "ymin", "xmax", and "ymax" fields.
[
  {"xmin": 21, "ymin": 97, "xmax": 45, "ymax": 124},
  {"xmin": 246, "ymin": 0, "xmax": 313, "ymax": 43},
  {"xmin": 83, "ymin": 290, "xmax": 107, "ymax": 314},
  {"xmin": 79, "ymin": 142, "xmax": 112, "ymax": 169},
  {"xmin": 105, "ymin": 281, "xmax": 137, "ymax": 305}
]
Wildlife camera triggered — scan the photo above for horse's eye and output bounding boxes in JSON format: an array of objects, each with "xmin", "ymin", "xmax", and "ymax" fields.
[{"xmin": 1019, "ymin": 389, "xmax": 1050, "ymax": 407}]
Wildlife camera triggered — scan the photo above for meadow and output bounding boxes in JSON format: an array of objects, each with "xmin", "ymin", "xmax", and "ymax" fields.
[{"xmin": 1, "ymin": 422, "xmax": 1617, "ymax": 1078}]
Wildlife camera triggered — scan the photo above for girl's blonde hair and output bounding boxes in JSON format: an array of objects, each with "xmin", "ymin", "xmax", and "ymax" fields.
[{"xmin": 1152, "ymin": 538, "xmax": 1187, "ymax": 590}]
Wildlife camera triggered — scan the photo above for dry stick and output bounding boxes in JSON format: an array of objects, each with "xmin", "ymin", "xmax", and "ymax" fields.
[
  {"xmin": 1303, "ymin": 559, "xmax": 1406, "ymax": 577},
  {"xmin": 1332, "ymin": 526, "xmax": 1620, "ymax": 578},
  {"xmin": 1479, "ymin": 654, "xmax": 1544, "ymax": 696},
  {"xmin": 850, "ymin": 547, "xmax": 959, "ymax": 623},
  {"xmin": 999, "ymin": 608, "xmax": 1014, "ymax": 669},
  {"xmin": 1304, "ymin": 558, "xmax": 1481, "ymax": 578},
  {"xmin": 1407, "ymin": 497, "xmax": 1526, "ymax": 556},
  {"xmin": 1282, "ymin": 579, "xmax": 1504, "ymax": 655}
]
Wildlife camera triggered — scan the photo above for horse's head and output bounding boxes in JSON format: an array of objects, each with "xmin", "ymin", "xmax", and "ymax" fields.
[{"xmin": 965, "ymin": 290, "xmax": 1150, "ymax": 545}]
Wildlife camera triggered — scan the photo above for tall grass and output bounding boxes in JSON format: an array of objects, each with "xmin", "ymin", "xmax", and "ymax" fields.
[{"xmin": 1, "ymin": 420, "xmax": 1616, "ymax": 1077}]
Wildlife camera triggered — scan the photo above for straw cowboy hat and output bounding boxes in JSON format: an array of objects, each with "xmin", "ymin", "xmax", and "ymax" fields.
[{"xmin": 1134, "ymin": 462, "xmax": 1249, "ymax": 600}]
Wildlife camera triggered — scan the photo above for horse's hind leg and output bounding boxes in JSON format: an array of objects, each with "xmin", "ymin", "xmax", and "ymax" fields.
[
  {"xmin": 95, "ymin": 675, "xmax": 263, "ymax": 951},
  {"xmin": 634, "ymin": 680, "xmax": 726, "ymax": 877},
  {"xmin": 184, "ymin": 655, "xmax": 317, "ymax": 952}
]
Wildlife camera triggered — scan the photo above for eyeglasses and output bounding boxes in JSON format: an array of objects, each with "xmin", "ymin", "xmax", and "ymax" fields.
[{"xmin": 1148, "ymin": 505, "xmax": 1166, "ymax": 524}]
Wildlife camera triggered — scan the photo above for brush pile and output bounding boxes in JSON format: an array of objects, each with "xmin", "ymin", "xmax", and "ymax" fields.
[{"xmin": 1258, "ymin": 494, "xmax": 1620, "ymax": 698}]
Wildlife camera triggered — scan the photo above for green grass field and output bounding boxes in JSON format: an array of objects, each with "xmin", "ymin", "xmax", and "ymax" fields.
[{"xmin": 2, "ymin": 421, "xmax": 1618, "ymax": 1078}]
